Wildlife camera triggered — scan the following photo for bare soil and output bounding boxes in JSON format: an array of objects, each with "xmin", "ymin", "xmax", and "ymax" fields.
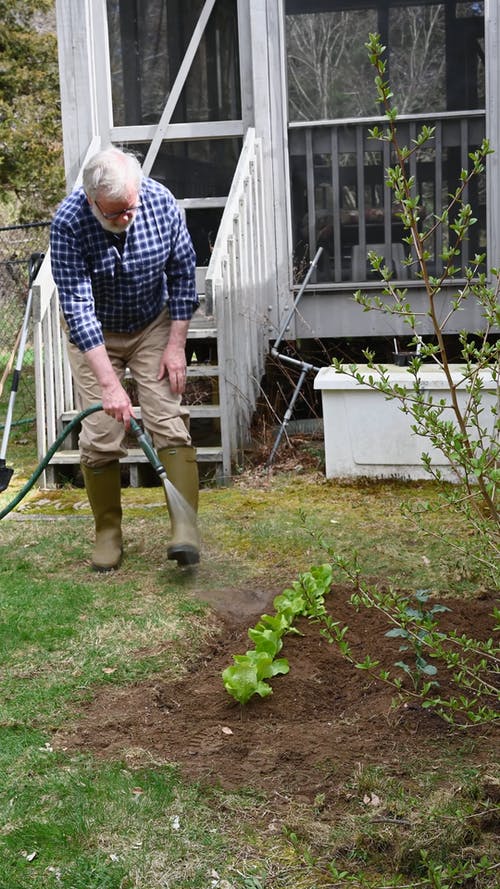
[{"xmin": 54, "ymin": 584, "xmax": 498, "ymax": 811}]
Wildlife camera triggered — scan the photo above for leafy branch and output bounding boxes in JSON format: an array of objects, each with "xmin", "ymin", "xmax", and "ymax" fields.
[
  {"xmin": 307, "ymin": 534, "xmax": 499, "ymax": 726},
  {"xmin": 332, "ymin": 34, "xmax": 500, "ymax": 574}
]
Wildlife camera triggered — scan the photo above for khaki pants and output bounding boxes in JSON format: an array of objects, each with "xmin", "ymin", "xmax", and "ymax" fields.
[{"xmin": 66, "ymin": 309, "xmax": 192, "ymax": 467}]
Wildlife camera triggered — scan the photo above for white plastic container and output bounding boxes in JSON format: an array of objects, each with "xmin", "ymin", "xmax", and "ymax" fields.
[{"xmin": 314, "ymin": 364, "xmax": 497, "ymax": 480}]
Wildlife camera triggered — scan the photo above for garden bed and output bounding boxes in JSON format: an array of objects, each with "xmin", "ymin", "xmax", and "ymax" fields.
[{"xmin": 55, "ymin": 584, "xmax": 498, "ymax": 808}]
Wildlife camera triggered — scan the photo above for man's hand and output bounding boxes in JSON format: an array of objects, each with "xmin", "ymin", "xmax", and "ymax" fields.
[
  {"xmin": 100, "ymin": 378, "xmax": 134, "ymax": 428},
  {"xmin": 84, "ymin": 344, "xmax": 134, "ymax": 429},
  {"xmin": 157, "ymin": 320, "xmax": 190, "ymax": 395}
]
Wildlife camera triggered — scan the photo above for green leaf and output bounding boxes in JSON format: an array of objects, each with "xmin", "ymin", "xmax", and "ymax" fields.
[
  {"xmin": 257, "ymin": 613, "xmax": 290, "ymax": 633},
  {"xmin": 253, "ymin": 681, "xmax": 274, "ymax": 699},
  {"xmin": 355, "ymin": 655, "xmax": 380, "ymax": 670},
  {"xmin": 385, "ymin": 627, "xmax": 408, "ymax": 638},
  {"xmin": 269, "ymin": 658, "xmax": 290, "ymax": 677},
  {"xmin": 222, "ymin": 660, "xmax": 261, "ymax": 705},
  {"xmin": 247, "ymin": 627, "xmax": 283, "ymax": 658},
  {"xmin": 394, "ymin": 661, "xmax": 412, "ymax": 675},
  {"xmin": 416, "ymin": 658, "xmax": 438, "ymax": 676},
  {"xmin": 242, "ymin": 650, "xmax": 275, "ymax": 680}
]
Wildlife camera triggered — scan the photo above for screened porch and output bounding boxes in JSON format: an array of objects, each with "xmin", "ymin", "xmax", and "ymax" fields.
[
  {"xmin": 288, "ymin": 109, "xmax": 486, "ymax": 285},
  {"xmin": 285, "ymin": 0, "xmax": 486, "ymax": 286}
]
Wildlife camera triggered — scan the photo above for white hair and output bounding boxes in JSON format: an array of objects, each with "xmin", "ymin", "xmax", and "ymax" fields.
[{"xmin": 82, "ymin": 147, "xmax": 143, "ymax": 200}]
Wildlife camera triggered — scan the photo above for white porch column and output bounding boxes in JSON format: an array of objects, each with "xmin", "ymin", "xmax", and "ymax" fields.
[
  {"xmin": 485, "ymin": 0, "xmax": 500, "ymax": 273},
  {"xmin": 248, "ymin": 0, "xmax": 293, "ymax": 335},
  {"xmin": 55, "ymin": 0, "xmax": 113, "ymax": 189}
]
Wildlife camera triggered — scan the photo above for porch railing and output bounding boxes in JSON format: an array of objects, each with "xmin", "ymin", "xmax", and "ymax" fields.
[
  {"xmin": 288, "ymin": 110, "xmax": 486, "ymax": 285},
  {"xmin": 32, "ymin": 253, "xmax": 75, "ymax": 486},
  {"xmin": 31, "ymin": 138, "xmax": 101, "ymax": 485},
  {"xmin": 205, "ymin": 127, "xmax": 272, "ymax": 468}
]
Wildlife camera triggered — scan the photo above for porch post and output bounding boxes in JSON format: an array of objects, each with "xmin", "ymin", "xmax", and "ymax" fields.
[
  {"xmin": 55, "ymin": 0, "xmax": 96, "ymax": 188},
  {"xmin": 55, "ymin": 0, "xmax": 113, "ymax": 189},
  {"xmin": 485, "ymin": 0, "xmax": 500, "ymax": 273},
  {"xmin": 248, "ymin": 0, "xmax": 292, "ymax": 336}
]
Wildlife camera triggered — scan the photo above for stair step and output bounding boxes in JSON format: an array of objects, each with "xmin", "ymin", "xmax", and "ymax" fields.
[
  {"xmin": 187, "ymin": 404, "xmax": 221, "ymax": 418},
  {"xmin": 123, "ymin": 364, "xmax": 219, "ymax": 380},
  {"xmin": 187, "ymin": 364, "xmax": 220, "ymax": 377},
  {"xmin": 187, "ymin": 326, "xmax": 217, "ymax": 338},
  {"xmin": 48, "ymin": 446, "xmax": 223, "ymax": 465},
  {"xmin": 188, "ymin": 300, "xmax": 216, "ymax": 336},
  {"xmin": 61, "ymin": 403, "xmax": 221, "ymax": 423}
]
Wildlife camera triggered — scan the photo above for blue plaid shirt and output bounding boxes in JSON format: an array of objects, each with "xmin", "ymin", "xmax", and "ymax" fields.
[{"xmin": 50, "ymin": 178, "xmax": 199, "ymax": 352}]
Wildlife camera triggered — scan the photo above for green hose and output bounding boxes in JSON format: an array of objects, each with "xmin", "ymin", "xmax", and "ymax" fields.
[
  {"xmin": 0, "ymin": 404, "xmax": 174, "ymax": 521},
  {"xmin": 0, "ymin": 403, "xmax": 104, "ymax": 520},
  {"xmin": 0, "ymin": 417, "xmax": 37, "ymax": 431}
]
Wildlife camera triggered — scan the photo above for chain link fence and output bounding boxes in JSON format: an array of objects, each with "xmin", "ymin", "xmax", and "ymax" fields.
[{"xmin": 0, "ymin": 222, "xmax": 50, "ymax": 427}]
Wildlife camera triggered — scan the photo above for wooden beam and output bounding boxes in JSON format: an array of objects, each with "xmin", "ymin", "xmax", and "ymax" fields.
[
  {"xmin": 111, "ymin": 120, "xmax": 244, "ymax": 143},
  {"xmin": 55, "ymin": 0, "xmax": 97, "ymax": 188},
  {"xmin": 142, "ymin": 0, "xmax": 217, "ymax": 176},
  {"xmin": 485, "ymin": 0, "xmax": 500, "ymax": 272}
]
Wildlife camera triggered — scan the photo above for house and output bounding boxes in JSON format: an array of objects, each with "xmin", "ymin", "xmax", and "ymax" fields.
[{"xmin": 34, "ymin": 0, "xmax": 497, "ymax": 482}]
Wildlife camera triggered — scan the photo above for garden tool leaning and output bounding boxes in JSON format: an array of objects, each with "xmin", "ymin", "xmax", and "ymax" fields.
[{"xmin": 0, "ymin": 252, "xmax": 44, "ymax": 492}]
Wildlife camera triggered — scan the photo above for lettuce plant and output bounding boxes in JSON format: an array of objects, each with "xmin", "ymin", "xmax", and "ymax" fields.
[{"xmin": 222, "ymin": 564, "xmax": 332, "ymax": 704}]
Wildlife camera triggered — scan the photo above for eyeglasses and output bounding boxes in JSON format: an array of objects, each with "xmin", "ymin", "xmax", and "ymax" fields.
[{"xmin": 94, "ymin": 199, "xmax": 142, "ymax": 220}]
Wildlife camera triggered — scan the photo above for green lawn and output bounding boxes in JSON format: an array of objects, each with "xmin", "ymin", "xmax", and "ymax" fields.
[{"xmin": 0, "ymin": 462, "xmax": 498, "ymax": 888}]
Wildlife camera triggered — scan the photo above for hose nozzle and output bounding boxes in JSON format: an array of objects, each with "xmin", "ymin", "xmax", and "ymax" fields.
[{"xmin": 129, "ymin": 417, "xmax": 167, "ymax": 480}]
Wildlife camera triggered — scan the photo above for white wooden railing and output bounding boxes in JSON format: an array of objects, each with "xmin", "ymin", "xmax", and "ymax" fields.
[
  {"xmin": 32, "ymin": 253, "xmax": 75, "ymax": 485},
  {"xmin": 32, "ymin": 137, "xmax": 101, "ymax": 483},
  {"xmin": 205, "ymin": 128, "xmax": 273, "ymax": 470}
]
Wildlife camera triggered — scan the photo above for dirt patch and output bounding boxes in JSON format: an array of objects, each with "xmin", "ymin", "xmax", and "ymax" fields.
[{"xmin": 54, "ymin": 586, "xmax": 498, "ymax": 807}]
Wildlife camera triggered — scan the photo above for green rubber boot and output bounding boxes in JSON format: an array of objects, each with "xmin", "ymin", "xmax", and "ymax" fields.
[
  {"xmin": 158, "ymin": 446, "xmax": 200, "ymax": 566},
  {"xmin": 81, "ymin": 461, "xmax": 123, "ymax": 572}
]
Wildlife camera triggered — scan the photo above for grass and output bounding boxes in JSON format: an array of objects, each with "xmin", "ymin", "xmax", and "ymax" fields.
[
  {"xmin": 1, "ymin": 753, "xmax": 251, "ymax": 888},
  {"xmin": 0, "ymin": 430, "xmax": 498, "ymax": 887},
  {"xmin": 4, "ymin": 473, "xmax": 488, "ymax": 596}
]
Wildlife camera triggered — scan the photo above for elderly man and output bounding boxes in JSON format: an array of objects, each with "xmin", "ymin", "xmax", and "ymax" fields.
[{"xmin": 50, "ymin": 146, "xmax": 200, "ymax": 571}]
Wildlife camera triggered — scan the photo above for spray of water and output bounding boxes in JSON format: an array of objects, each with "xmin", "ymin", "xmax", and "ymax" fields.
[
  {"xmin": 161, "ymin": 474, "xmax": 198, "ymax": 528},
  {"xmin": 128, "ymin": 418, "xmax": 198, "ymax": 529}
]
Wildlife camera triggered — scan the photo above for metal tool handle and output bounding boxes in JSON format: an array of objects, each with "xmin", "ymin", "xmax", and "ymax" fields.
[{"xmin": 0, "ymin": 253, "xmax": 45, "ymax": 463}]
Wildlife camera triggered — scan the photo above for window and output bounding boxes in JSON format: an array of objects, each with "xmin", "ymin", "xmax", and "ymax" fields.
[
  {"xmin": 106, "ymin": 1, "xmax": 243, "ymax": 262},
  {"xmin": 107, "ymin": 0, "xmax": 241, "ymax": 127},
  {"xmin": 285, "ymin": 1, "xmax": 484, "ymax": 121}
]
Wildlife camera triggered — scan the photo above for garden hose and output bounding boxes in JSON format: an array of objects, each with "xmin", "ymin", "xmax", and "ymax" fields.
[
  {"xmin": 0, "ymin": 403, "xmax": 169, "ymax": 520},
  {"xmin": 0, "ymin": 417, "xmax": 37, "ymax": 431}
]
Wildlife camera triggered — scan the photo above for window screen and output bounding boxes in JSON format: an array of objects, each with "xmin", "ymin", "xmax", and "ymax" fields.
[{"xmin": 107, "ymin": 0, "xmax": 241, "ymax": 126}]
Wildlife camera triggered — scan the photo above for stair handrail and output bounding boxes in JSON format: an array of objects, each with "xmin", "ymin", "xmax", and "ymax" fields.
[{"xmin": 205, "ymin": 127, "xmax": 273, "ymax": 470}]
